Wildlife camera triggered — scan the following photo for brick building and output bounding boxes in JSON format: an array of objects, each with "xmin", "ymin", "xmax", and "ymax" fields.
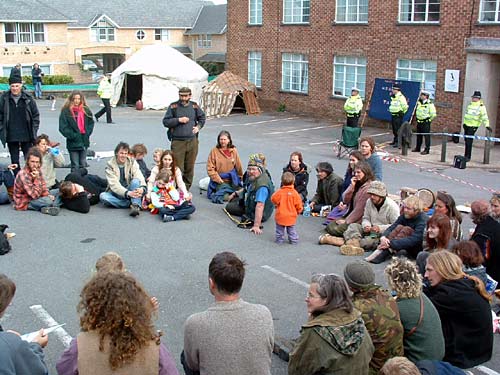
[
  {"xmin": 227, "ymin": 0, "xmax": 500, "ymax": 135},
  {"xmin": 0, "ymin": 0, "xmax": 226, "ymax": 81}
]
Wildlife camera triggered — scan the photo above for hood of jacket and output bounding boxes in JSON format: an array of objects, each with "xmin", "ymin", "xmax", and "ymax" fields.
[{"xmin": 303, "ymin": 308, "xmax": 366, "ymax": 356}]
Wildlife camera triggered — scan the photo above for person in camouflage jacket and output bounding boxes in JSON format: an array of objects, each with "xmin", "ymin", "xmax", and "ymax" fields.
[{"xmin": 344, "ymin": 261, "xmax": 404, "ymax": 374}]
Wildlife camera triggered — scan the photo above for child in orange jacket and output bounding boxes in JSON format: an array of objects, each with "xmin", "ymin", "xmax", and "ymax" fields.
[{"xmin": 271, "ymin": 172, "xmax": 303, "ymax": 244}]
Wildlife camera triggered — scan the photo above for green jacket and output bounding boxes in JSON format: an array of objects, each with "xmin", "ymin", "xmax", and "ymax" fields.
[
  {"xmin": 58, "ymin": 107, "xmax": 94, "ymax": 151},
  {"xmin": 312, "ymin": 172, "xmax": 343, "ymax": 207},
  {"xmin": 352, "ymin": 285, "xmax": 404, "ymax": 374},
  {"xmin": 244, "ymin": 170, "xmax": 274, "ymax": 222},
  {"xmin": 288, "ymin": 308, "xmax": 374, "ymax": 375}
]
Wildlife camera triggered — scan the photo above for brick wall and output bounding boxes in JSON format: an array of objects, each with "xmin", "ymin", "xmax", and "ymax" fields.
[{"xmin": 228, "ymin": 0, "xmax": 500, "ymax": 133}]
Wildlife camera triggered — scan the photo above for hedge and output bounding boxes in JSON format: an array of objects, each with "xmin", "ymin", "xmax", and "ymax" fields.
[{"xmin": 0, "ymin": 75, "xmax": 74, "ymax": 85}]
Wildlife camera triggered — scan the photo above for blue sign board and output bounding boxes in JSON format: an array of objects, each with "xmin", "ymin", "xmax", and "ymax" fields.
[{"xmin": 368, "ymin": 78, "xmax": 421, "ymax": 122}]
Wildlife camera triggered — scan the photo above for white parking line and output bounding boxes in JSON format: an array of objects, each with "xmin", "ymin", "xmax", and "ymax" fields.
[
  {"xmin": 222, "ymin": 117, "xmax": 298, "ymax": 127},
  {"xmin": 30, "ymin": 305, "xmax": 72, "ymax": 348},
  {"xmin": 476, "ymin": 365, "xmax": 500, "ymax": 375},
  {"xmin": 264, "ymin": 125, "xmax": 335, "ymax": 135},
  {"xmin": 261, "ymin": 265, "xmax": 309, "ymax": 289},
  {"xmin": 309, "ymin": 140, "xmax": 336, "ymax": 145}
]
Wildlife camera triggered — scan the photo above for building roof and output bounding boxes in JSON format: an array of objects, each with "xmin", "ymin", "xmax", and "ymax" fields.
[
  {"xmin": 197, "ymin": 53, "xmax": 226, "ymax": 63},
  {"xmin": 0, "ymin": 0, "xmax": 73, "ymax": 22},
  {"xmin": 185, "ymin": 4, "xmax": 226, "ymax": 35},
  {"xmin": 173, "ymin": 46, "xmax": 193, "ymax": 54},
  {"xmin": 2, "ymin": 0, "xmax": 213, "ymax": 28}
]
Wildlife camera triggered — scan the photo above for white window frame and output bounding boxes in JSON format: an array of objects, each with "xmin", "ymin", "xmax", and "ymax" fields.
[
  {"xmin": 281, "ymin": 53, "xmax": 309, "ymax": 94},
  {"xmin": 197, "ymin": 34, "xmax": 212, "ymax": 48},
  {"xmin": 396, "ymin": 59, "xmax": 437, "ymax": 98},
  {"xmin": 154, "ymin": 28, "xmax": 170, "ymax": 41},
  {"xmin": 4, "ymin": 22, "xmax": 46, "ymax": 44},
  {"xmin": 399, "ymin": 0, "xmax": 440, "ymax": 23},
  {"xmin": 136, "ymin": 30, "xmax": 146, "ymax": 40},
  {"xmin": 90, "ymin": 18, "xmax": 116, "ymax": 42},
  {"xmin": 479, "ymin": 0, "xmax": 500, "ymax": 22},
  {"xmin": 335, "ymin": 0, "xmax": 369, "ymax": 23},
  {"xmin": 283, "ymin": 0, "xmax": 310, "ymax": 24},
  {"xmin": 249, "ymin": 0, "xmax": 263, "ymax": 24},
  {"xmin": 248, "ymin": 51, "xmax": 262, "ymax": 88},
  {"xmin": 333, "ymin": 56, "xmax": 367, "ymax": 98}
]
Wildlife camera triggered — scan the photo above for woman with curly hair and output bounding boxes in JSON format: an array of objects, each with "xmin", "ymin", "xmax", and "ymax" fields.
[
  {"xmin": 385, "ymin": 258, "xmax": 444, "ymax": 363},
  {"xmin": 56, "ymin": 272, "xmax": 178, "ymax": 375},
  {"xmin": 424, "ymin": 251, "xmax": 493, "ymax": 369}
]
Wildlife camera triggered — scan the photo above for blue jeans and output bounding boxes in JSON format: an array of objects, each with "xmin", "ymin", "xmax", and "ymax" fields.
[
  {"xmin": 34, "ymin": 81, "xmax": 42, "ymax": 98},
  {"xmin": 27, "ymin": 189, "xmax": 61, "ymax": 211},
  {"xmin": 159, "ymin": 201, "xmax": 195, "ymax": 220},
  {"xmin": 99, "ymin": 178, "xmax": 143, "ymax": 208},
  {"xmin": 69, "ymin": 150, "xmax": 87, "ymax": 172}
]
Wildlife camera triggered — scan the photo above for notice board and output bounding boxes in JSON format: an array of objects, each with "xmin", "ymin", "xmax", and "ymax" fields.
[{"xmin": 368, "ymin": 78, "xmax": 421, "ymax": 122}]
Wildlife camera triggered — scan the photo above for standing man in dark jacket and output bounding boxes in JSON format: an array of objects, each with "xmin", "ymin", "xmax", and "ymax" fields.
[
  {"xmin": 163, "ymin": 87, "xmax": 205, "ymax": 190},
  {"xmin": 0, "ymin": 75, "xmax": 40, "ymax": 175}
]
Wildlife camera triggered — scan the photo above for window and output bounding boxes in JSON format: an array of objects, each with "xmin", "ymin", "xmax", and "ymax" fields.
[
  {"xmin": 4, "ymin": 23, "xmax": 45, "ymax": 44},
  {"xmin": 249, "ymin": 0, "xmax": 263, "ymax": 24},
  {"xmin": 136, "ymin": 30, "xmax": 145, "ymax": 40},
  {"xmin": 336, "ymin": 0, "xmax": 369, "ymax": 23},
  {"xmin": 283, "ymin": 0, "xmax": 310, "ymax": 23},
  {"xmin": 399, "ymin": 0, "xmax": 440, "ymax": 22},
  {"xmin": 333, "ymin": 56, "xmax": 367, "ymax": 97},
  {"xmin": 2, "ymin": 64, "xmax": 50, "ymax": 77},
  {"xmin": 248, "ymin": 51, "xmax": 262, "ymax": 88},
  {"xmin": 281, "ymin": 53, "xmax": 308, "ymax": 94},
  {"xmin": 155, "ymin": 29, "xmax": 170, "ymax": 41},
  {"xmin": 197, "ymin": 34, "xmax": 212, "ymax": 48},
  {"xmin": 396, "ymin": 59, "xmax": 437, "ymax": 97},
  {"xmin": 480, "ymin": 0, "xmax": 500, "ymax": 22},
  {"xmin": 90, "ymin": 18, "xmax": 115, "ymax": 42}
]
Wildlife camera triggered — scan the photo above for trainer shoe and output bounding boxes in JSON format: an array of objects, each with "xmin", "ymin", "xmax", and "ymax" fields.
[
  {"xmin": 162, "ymin": 214, "xmax": 175, "ymax": 222},
  {"xmin": 41, "ymin": 206, "xmax": 60, "ymax": 216},
  {"xmin": 129, "ymin": 204, "xmax": 140, "ymax": 217}
]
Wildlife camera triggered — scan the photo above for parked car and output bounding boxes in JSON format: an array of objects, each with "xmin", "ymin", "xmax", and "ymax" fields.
[{"xmin": 82, "ymin": 60, "xmax": 98, "ymax": 71}]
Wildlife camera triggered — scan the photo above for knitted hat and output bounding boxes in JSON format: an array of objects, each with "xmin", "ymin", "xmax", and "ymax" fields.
[
  {"xmin": 9, "ymin": 75, "xmax": 22, "ymax": 85},
  {"xmin": 179, "ymin": 86, "xmax": 192, "ymax": 95},
  {"xmin": 392, "ymin": 84, "xmax": 401, "ymax": 91},
  {"xmin": 472, "ymin": 91, "xmax": 482, "ymax": 99},
  {"xmin": 248, "ymin": 153, "xmax": 266, "ymax": 173},
  {"xmin": 344, "ymin": 261, "xmax": 375, "ymax": 290},
  {"xmin": 367, "ymin": 181, "xmax": 387, "ymax": 197}
]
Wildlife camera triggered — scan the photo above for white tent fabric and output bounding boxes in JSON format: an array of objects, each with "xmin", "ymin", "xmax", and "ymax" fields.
[{"xmin": 110, "ymin": 45, "xmax": 208, "ymax": 110}]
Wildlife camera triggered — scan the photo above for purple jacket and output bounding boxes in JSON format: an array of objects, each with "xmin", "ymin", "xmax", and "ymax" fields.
[{"xmin": 56, "ymin": 338, "xmax": 179, "ymax": 375}]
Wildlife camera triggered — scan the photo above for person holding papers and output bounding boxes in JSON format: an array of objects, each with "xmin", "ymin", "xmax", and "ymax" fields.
[{"xmin": 0, "ymin": 274, "xmax": 49, "ymax": 374}]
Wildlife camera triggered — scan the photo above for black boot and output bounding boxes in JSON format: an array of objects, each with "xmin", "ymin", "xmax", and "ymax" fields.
[{"xmin": 420, "ymin": 149, "xmax": 429, "ymax": 155}]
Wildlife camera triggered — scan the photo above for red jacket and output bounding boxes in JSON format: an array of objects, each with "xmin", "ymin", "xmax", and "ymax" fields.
[{"xmin": 271, "ymin": 185, "xmax": 303, "ymax": 226}]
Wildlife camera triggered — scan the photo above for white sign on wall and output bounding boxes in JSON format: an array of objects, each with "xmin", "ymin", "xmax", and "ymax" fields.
[{"xmin": 445, "ymin": 69, "xmax": 460, "ymax": 93}]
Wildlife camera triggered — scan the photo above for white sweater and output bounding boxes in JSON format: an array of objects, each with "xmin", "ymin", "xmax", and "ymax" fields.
[{"xmin": 361, "ymin": 197, "xmax": 400, "ymax": 231}]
